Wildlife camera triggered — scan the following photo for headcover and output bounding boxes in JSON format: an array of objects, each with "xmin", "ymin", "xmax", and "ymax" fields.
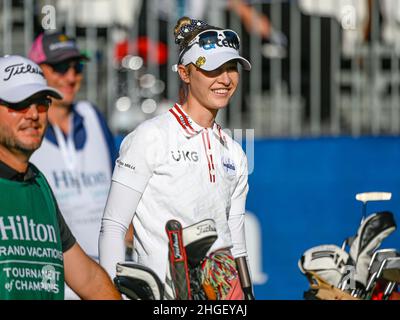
[
  {"xmin": 114, "ymin": 262, "xmax": 164, "ymax": 300},
  {"xmin": 183, "ymin": 219, "xmax": 218, "ymax": 267},
  {"xmin": 299, "ymin": 244, "xmax": 349, "ymax": 287},
  {"xmin": 348, "ymin": 211, "xmax": 396, "ymax": 287}
]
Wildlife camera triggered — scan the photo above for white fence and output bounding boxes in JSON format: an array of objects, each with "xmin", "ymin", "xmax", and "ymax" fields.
[{"xmin": 2, "ymin": 0, "xmax": 400, "ymax": 137}]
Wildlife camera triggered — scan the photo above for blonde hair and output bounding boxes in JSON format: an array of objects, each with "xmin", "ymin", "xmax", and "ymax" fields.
[
  {"xmin": 173, "ymin": 17, "xmax": 217, "ymax": 103},
  {"xmin": 174, "ymin": 17, "xmax": 193, "ymax": 49},
  {"xmin": 173, "ymin": 16, "xmax": 220, "ymax": 52}
]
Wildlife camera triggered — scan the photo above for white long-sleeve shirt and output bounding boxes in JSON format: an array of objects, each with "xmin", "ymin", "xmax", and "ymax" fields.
[{"xmin": 99, "ymin": 104, "xmax": 249, "ymax": 282}]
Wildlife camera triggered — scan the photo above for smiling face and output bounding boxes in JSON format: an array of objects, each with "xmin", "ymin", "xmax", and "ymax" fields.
[
  {"xmin": 40, "ymin": 59, "xmax": 83, "ymax": 107},
  {"xmin": 0, "ymin": 93, "xmax": 49, "ymax": 164},
  {"xmin": 180, "ymin": 60, "xmax": 240, "ymax": 112}
]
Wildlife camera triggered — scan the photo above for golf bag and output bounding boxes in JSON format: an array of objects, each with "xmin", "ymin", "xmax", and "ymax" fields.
[
  {"xmin": 164, "ymin": 219, "xmax": 218, "ymax": 300},
  {"xmin": 342, "ymin": 211, "xmax": 396, "ymax": 290},
  {"xmin": 299, "ymin": 210, "xmax": 397, "ymax": 300},
  {"xmin": 181, "ymin": 219, "xmax": 248, "ymax": 300},
  {"xmin": 303, "ymin": 271, "xmax": 359, "ymax": 300},
  {"xmin": 114, "ymin": 219, "xmax": 218, "ymax": 300}
]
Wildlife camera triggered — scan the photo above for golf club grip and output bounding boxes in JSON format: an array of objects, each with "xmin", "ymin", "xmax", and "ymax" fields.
[
  {"xmin": 235, "ymin": 256, "xmax": 255, "ymax": 300},
  {"xmin": 166, "ymin": 220, "xmax": 192, "ymax": 300}
]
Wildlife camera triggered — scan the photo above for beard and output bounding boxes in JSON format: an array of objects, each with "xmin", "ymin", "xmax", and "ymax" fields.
[{"xmin": 0, "ymin": 123, "xmax": 44, "ymax": 158}]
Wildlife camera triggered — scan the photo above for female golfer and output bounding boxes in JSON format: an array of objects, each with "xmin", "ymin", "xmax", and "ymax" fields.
[{"xmin": 100, "ymin": 16, "xmax": 253, "ymax": 300}]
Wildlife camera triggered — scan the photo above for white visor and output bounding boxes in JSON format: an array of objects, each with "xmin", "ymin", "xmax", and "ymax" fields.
[{"xmin": 173, "ymin": 29, "xmax": 251, "ymax": 72}]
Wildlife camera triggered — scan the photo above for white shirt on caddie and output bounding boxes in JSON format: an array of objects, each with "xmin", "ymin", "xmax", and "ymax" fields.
[
  {"xmin": 112, "ymin": 104, "xmax": 249, "ymax": 282},
  {"xmin": 31, "ymin": 101, "xmax": 112, "ymax": 260}
]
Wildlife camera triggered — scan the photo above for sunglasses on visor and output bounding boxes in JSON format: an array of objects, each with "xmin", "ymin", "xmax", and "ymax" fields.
[
  {"xmin": 187, "ymin": 29, "xmax": 240, "ymax": 50},
  {"xmin": 49, "ymin": 60, "xmax": 84, "ymax": 75},
  {"xmin": 178, "ymin": 29, "xmax": 241, "ymax": 65},
  {"xmin": 0, "ymin": 96, "xmax": 52, "ymax": 111}
]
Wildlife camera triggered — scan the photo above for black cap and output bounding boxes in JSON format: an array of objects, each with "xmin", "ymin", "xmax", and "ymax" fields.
[{"xmin": 28, "ymin": 32, "xmax": 89, "ymax": 65}]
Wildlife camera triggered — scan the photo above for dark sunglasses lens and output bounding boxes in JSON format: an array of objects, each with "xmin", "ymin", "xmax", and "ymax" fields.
[
  {"xmin": 198, "ymin": 30, "xmax": 240, "ymax": 49},
  {"xmin": 198, "ymin": 31, "xmax": 218, "ymax": 48},
  {"xmin": 52, "ymin": 63, "xmax": 70, "ymax": 74},
  {"xmin": 33, "ymin": 97, "xmax": 52, "ymax": 107},
  {"xmin": 7, "ymin": 100, "xmax": 30, "ymax": 110},
  {"xmin": 18, "ymin": 98, "xmax": 51, "ymax": 110},
  {"xmin": 223, "ymin": 31, "xmax": 240, "ymax": 49},
  {"xmin": 52, "ymin": 61, "xmax": 84, "ymax": 74},
  {"xmin": 74, "ymin": 62, "xmax": 84, "ymax": 74},
  {"xmin": 1, "ymin": 97, "xmax": 51, "ymax": 110},
  {"xmin": 0, "ymin": 100, "xmax": 22, "ymax": 110}
]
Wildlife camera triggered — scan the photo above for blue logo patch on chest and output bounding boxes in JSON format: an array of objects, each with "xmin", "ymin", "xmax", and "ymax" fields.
[{"xmin": 221, "ymin": 156, "xmax": 236, "ymax": 175}]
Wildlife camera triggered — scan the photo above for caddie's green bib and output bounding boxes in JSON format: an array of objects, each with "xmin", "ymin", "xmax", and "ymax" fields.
[{"xmin": 0, "ymin": 168, "xmax": 64, "ymax": 299}]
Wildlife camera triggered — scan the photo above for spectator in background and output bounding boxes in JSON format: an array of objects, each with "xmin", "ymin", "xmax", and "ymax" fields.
[
  {"xmin": 156, "ymin": 0, "xmax": 286, "ymax": 46},
  {"xmin": 0, "ymin": 54, "xmax": 121, "ymax": 300},
  {"xmin": 28, "ymin": 31, "xmax": 118, "ymax": 299},
  {"xmin": 228, "ymin": 0, "xmax": 284, "ymax": 42}
]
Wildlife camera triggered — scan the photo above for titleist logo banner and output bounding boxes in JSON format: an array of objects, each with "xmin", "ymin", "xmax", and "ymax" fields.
[
  {"xmin": 3, "ymin": 63, "xmax": 44, "ymax": 81},
  {"xmin": 195, "ymin": 221, "xmax": 217, "ymax": 236}
]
